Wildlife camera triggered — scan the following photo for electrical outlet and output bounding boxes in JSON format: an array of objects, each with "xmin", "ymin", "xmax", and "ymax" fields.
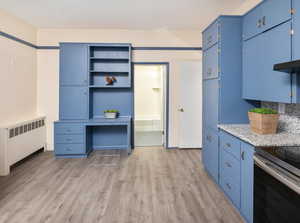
[{"xmin": 278, "ymin": 103, "xmax": 285, "ymax": 114}]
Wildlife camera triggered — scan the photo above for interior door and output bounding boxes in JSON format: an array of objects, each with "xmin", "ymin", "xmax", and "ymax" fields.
[{"xmin": 178, "ymin": 61, "xmax": 202, "ymax": 148}]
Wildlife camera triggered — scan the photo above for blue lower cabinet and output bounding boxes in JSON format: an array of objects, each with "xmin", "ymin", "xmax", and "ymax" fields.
[
  {"xmin": 202, "ymin": 128, "xmax": 219, "ymax": 182},
  {"xmin": 219, "ymin": 130, "xmax": 254, "ymax": 223},
  {"xmin": 55, "ymin": 144, "xmax": 85, "ymax": 156},
  {"xmin": 240, "ymin": 142, "xmax": 254, "ymax": 223}
]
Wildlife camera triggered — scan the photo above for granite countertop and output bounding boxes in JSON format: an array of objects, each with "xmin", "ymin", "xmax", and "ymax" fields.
[{"xmin": 218, "ymin": 124, "xmax": 300, "ymax": 147}]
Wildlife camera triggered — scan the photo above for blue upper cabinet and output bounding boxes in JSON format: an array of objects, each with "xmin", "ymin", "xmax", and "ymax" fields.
[
  {"xmin": 203, "ymin": 20, "xmax": 219, "ymax": 51},
  {"xmin": 243, "ymin": 21, "xmax": 292, "ymax": 103},
  {"xmin": 292, "ymin": 0, "xmax": 300, "ymax": 60},
  {"xmin": 60, "ymin": 43, "xmax": 88, "ymax": 86},
  {"xmin": 59, "ymin": 87, "xmax": 88, "ymax": 120},
  {"xmin": 243, "ymin": 0, "xmax": 292, "ymax": 41}
]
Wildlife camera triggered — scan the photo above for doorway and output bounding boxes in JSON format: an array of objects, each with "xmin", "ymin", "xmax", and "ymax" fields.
[{"xmin": 133, "ymin": 63, "xmax": 168, "ymax": 148}]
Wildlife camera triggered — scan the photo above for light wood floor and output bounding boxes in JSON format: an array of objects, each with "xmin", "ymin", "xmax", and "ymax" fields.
[{"xmin": 0, "ymin": 148, "xmax": 244, "ymax": 223}]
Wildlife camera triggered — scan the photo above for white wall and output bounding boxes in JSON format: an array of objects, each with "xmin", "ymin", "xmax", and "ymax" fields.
[
  {"xmin": 134, "ymin": 65, "xmax": 163, "ymax": 121},
  {"xmin": 0, "ymin": 9, "xmax": 37, "ymax": 126}
]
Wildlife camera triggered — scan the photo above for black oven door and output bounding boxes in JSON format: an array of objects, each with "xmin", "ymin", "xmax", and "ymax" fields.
[{"xmin": 254, "ymin": 156, "xmax": 300, "ymax": 223}]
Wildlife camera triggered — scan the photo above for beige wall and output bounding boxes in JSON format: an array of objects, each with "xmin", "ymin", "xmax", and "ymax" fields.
[
  {"xmin": 36, "ymin": 29, "xmax": 202, "ymax": 150},
  {"xmin": 0, "ymin": 9, "xmax": 37, "ymax": 126},
  {"xmin": 231, "ymin": 0, "xmax": 263, "ymax": 15}
]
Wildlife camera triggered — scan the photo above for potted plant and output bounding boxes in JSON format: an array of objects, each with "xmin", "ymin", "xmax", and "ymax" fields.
[
  {"xmin": 248, "ymin": 108, "xmax": 279, "ymax": 134},
  {"xmin": 104, "ymin": 109, "xmax": 119, "ymax": 119}
]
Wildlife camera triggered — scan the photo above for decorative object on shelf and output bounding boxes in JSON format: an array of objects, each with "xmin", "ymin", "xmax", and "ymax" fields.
[
  {"xmin": 248, "ymin": 108, "xmax": 279, "ymax": 134},
  {"xmin": 105, "ymin": 76, "xmax": 117, "ymax": 85},
  {"xmin": 104, "ymin": 110, "xmax": 119, "ymax": 119}
]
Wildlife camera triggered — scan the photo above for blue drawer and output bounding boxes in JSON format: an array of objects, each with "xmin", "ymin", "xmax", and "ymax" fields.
[
  {"xmin": 55, "ymin": 123, "xmax": 84, "ymax": 134},
  {"xmin": 55, "ymin": 144, "xmax": 85, "ymax": 155},
  {"xmin": 203, "ymin": 20, "xmax": 219, "ymax": 51},
  {"xmin": 203, "ymin": 44, "xmax": 219, "ymax": 80},
  {"xmin": 220, "ymin": 148, "xmax": 240, "ymax": 182},
  {"xmin": 55, "ymin": 134, "xmax": 84, "ymax": 144},
  {"xmin": 220, "ymin": 131, "xmax": 240, "ymax": 160},
  {"xmin": 220, "ymin": 175, "xmax": 241, "ymax": 209}
]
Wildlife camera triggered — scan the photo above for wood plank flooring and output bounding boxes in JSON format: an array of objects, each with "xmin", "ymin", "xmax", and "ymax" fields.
[{"xmin": 0, "ymin": 148, "xmax": 244, "ymax": 223}]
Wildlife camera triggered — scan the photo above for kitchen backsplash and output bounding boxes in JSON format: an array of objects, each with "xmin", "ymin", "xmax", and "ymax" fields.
[{"xmin": 262, "ymin": 102, "xmax": 300, "ymax": 134}]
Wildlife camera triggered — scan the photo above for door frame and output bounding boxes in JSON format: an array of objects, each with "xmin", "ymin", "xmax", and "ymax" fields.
[{"xmin": 132, "ymin": 62, "xmax": 170, "ymax": 149}]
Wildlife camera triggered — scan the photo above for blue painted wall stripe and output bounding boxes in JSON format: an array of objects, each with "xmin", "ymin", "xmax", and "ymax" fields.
[
  {"xmin": 0, "ymin": 31, "xmax": 37, "ymax": 49},
  {"xmin": 0, "ymin": 30, "xmax": 202, "ymax": 51}
]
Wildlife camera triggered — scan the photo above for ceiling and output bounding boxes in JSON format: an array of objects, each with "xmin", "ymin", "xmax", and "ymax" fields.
[{"xmin": 0, "ymin": 0, "xmax": 246, "ymax": 30}]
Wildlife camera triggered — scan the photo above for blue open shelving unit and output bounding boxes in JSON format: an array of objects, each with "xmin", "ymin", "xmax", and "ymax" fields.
[{"xmin": 54, "ymin": 43, "xmax": 133, "ymax": 158}]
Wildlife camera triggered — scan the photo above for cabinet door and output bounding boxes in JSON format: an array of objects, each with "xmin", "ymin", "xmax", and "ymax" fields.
[
  {"xmin": 60, "ymin": 43, "xmax": 88, "ymax": 86},
  {"xmin": 203, "ymin": 20, "xmax": 219, "ymax": 51},
  {"xmin": 59, "ymin": 87, "xmax": 88, "ymax": 120},
  {"xmin": 293, "ymin": 0, "xmax": 300, "ymax": 60},
  {"xmin": 243, "ymin": 21, "xmax": 292, "ymax": 103},
  {"xmin": 240, "ymin": 142, "xmax": 254, "ymax": 223},
  {"xmin": 243, "ymin": 3, "xmax": 263, "ymax": 40},
  {"xmin": 203, "ymin": 79, "xmax": 219, "ymax": 131},
  {"xmin": 202, "ymin": 128, "xmax": 219, "ymax": 182},
  {"xmin": 261, "ymin": 0, "xmax": 292, "ymax": 33},
  {"xmin": 203, "ymin": 44, "xmax": 219, "ymax": 80}
]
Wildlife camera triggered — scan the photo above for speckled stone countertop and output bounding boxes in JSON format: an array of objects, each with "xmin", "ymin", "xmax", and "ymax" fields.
[{"xmin": 218, "ymin": 124, "xmax": 300, "ymax": 147}]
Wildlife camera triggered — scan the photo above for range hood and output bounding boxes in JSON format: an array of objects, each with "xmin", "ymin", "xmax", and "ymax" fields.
[{"xmin": 274, "ymin": 60, "xmax": 300, "ymax": 73}]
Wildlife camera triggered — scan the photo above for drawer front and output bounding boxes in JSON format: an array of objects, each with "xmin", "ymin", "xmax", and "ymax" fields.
[
  {"xmin": 203, "ymin": 44, "xmax": 219, "ymax": 80},
  {"xmin": 220, "ymin": 148, "xmax": 240, "ymax": 182},
  {"xmin": 203, "ymin": 21, "xmax": 219, "ymax": 51},
  {"xmin": 55, "ymin": 144, "xmax": 85, "ymax": 155},
  {"xmin": 220, "ymin": 175, "xmax": 241, "ymax": 209},
  {"xmin": 220, "ymin": 131, "xmax": 240, "ymax": 159},
  {"xmin": 55, "ymin": 134, "xmax": 84, "ymax": 144},
  {"xmin": 55, "ymin": 123, "xmax": 84, "ymax": 134}
]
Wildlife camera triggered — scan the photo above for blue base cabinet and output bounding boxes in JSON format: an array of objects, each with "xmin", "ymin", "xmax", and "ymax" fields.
[
  {"xmin": 202, "ymin": 16, "xmax": 255, "ymax": 183},
  {"xmin": 55, "ymin": 43, "xmax": 133, "ymax": 157},
  {"xmin": 220, "ymin": 130, "xmax": 254, "ymax": 223}
]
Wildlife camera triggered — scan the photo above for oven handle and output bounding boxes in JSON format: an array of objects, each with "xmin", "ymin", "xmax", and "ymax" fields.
[{"xmin": 254, "ymin": 154, "xmax": 300, "ymax": 195}]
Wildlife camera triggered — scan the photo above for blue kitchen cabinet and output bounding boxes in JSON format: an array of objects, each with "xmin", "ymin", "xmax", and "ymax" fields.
[
  {"xmin": 60, "ymin": 43, "xmax": 88, "ymax": 86},
  {"xmin": 202, "ymin": 128, "xmax": 219, "ymax": 182},
  {"xmin": 240, "ymin": 142, "xmax": 254, "ymax": 223},
  {"xmin": 202, "ymin": 16, "xmax": 255, "ymax": 183},
  {"xmin": 219, "ymin": 130, "xmax": 254, "ymax": 223},
  {"xmin": 203, "ymin": 79, "xmax": 219, "ymax": 132},
  {"xmin": 243, "ymin": 21, "xmax": 292, "ymax": 103},
  {"xmin": 203, "ymin": 44, "xmax": 219, "ymax": 80},
  {"xmin": 243, "ymin": 0, "xmax": 292, "ymax": 41},
  {"xmin": 59, "ymin": 87, "xmax": 88, "ymax": 120},
  {"xmin": 293, "ymin": 0, "xmax": 300, "ymax": 60},
  {"xmin": 55, "ymin": 43, "xmax": 133, "ymax": 157},
  {"xmin": 202, "ymin": 20, "xmax": 219, "ymax": 51}
]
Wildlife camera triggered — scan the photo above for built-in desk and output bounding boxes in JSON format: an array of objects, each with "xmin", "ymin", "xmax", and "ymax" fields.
[{"xmin": 54, "ymin": 117, "xmax": 132, "ymax": 158}]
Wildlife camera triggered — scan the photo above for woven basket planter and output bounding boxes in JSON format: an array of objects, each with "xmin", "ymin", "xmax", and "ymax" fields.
[{"xmin": 248, "ymin": 112, "xmax": 279, "ymax": 135}]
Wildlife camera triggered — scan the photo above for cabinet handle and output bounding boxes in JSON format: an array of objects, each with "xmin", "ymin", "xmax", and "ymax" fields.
[
  {"xmin": 225, "ymin": 162, "xmax": 232, "ymax": 168},
  {"xmin": 226, "ymin": 183, "xmax": 231, "ymax": 190},
  {"xmin": 207, "ymin": 68, "xmax": 212, "ymax": 76},
  {"xmin": 226, "ymin": 143, "xmax": 231, "ymax": 148},
  {"xmin": 262, "ymin": 16, "xmax": 266, "ymax": 26},
  {"xmin": 241, "ymin": 151, "xmax": 245, "ymax": 160},
  {"xmin": 67, "ymin": 138, "xmax": 72, "ymax": 141},
  {"xmin": 207, "ymin": 35, "xmax": 212, "ymax": 43},
  {"xmin": 257, "ymin": 19, "xmax": 262, "ymax": 28},
  {"xmin": 66, "ymin": 148, "xmax": 72, "ymax": 151},
  {"xmin": 206, "ymin": 135, "xmax": 212, "ymax": 142}
]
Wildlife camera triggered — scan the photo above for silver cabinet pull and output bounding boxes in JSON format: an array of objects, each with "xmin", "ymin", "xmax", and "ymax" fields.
[
  {"xmin": 257, "ymin": 19, "xmax": 262, "ymax": 28},
  {"xmin": 226, "ymin": 183, "xmax": 231, "ymax": 190},
  {"xmin": 262, "ymin": 16, "xmax": 266, "ymax": 26},
  {"xmin": 207, "ymin": 35, "xmax": 212, "ymax": 44},
  {"xmin": 225, "ymin": 162, "xmax": 232, "ymax": 168},
  {"xmin": 226, "ymin": 143, "xmax": 231, "ymax": 148},
  {"xmin": 206, "ymin": 135, "xmax": 212, "ymax": 142},
  {"xmin": 66, "ymin": 148, "xmax": 72, "ymax": 151},
  {"xmin": 241, "ymin": 151, "xmax": 245, "ymax": 160}
]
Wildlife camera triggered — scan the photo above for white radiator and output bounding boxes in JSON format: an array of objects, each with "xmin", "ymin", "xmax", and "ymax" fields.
[{"xmin": 0, "ymin": 116, "xmax": 46, "ymax": 176}]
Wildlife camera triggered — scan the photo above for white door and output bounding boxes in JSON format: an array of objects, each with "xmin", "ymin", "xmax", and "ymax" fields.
[{"xmin": 178, "ymin": 61, "xmax": 202, "ymax": 148}]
